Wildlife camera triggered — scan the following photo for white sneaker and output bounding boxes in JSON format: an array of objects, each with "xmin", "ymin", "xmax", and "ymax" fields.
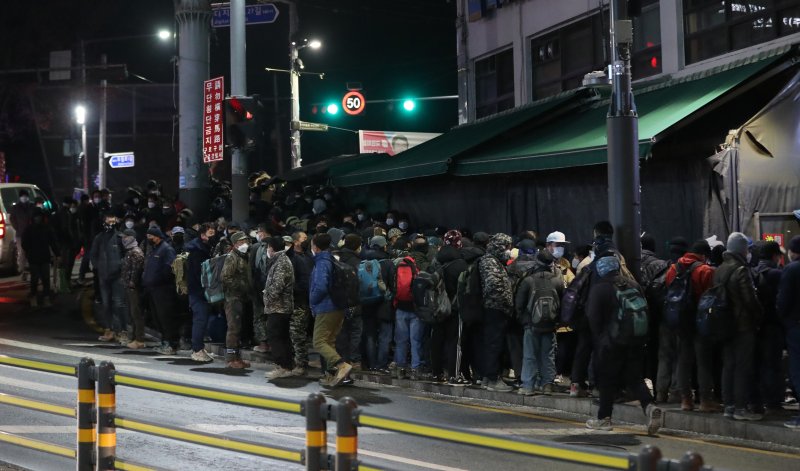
[
  {"xmin": 266, "ymin": 367, "xmax": 293, "ymax": 380},
  {"xmin": 291, "ymin": 366, "xmax": 307, "ymax": 376},
  {"xmin": 586, "ymin": 417, "xmax": 613, "ymax": 431},
  {"xmin": 190, "ymin": 350, "xmax": 214, "ymax": 363},
  {"xmin": 646, "ymin": 404, "xmax": 663, "ymax": 435}
]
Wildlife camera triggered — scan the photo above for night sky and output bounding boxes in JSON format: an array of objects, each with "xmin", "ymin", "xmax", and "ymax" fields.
[{"xmin": 0, "ymin": 0, "xmax": 457, "ymax": 191}]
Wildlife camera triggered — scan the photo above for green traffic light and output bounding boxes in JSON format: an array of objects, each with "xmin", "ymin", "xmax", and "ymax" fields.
[
  {"xmin": 402, "ymin": 99, "xmax": 415, "ymax": 111},
  {"xmin": 327, "ymin": 103, "xmax": 339, "ymax": 115}
]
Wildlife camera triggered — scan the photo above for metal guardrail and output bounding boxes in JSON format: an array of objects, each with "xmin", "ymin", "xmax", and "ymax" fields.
[{"xmin": 0, "ymin": 353, "xmax": 718, "ymax": 471}]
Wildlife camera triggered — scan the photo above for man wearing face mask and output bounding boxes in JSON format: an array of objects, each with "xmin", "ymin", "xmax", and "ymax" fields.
[
  {"xmin": 221, "ymin": 231, "xmax": 253, "ymax": 368},
  {"xmin": 55, "ymin": 198, "xmax": 82, "ymax": 290},
  {"xmin": 10, "ymin": 189, "xmax": 35, "ymax": 280},
  {"xmin": 185, "ymin": 224, "xmax": 217, "ymax": 362},
  {"xmin": 264, "ymin": 236, "xmax": 296, "ymax": 380},
  {"xmin": 21, "ymin": 208, "xmax": 59, "ymax": 307},
  {"xmin": 90, "ymin": 213, "xmax": 127, "ymax": 342},
  {"xmin": 478, "ymin": 233, "xmax": 515, "ymax": 392},
  {"xmin": 142, "ymin": 227, "xmax": 178, "ymax": 354},
  {"xmin": 170, "ymin": 226, "xmax": 186, "ymax": 253},
  {"xmin": 287, "ymin": 231, "xmax": 314, "ymax": 375},
  {"xmin": 120, "ymin": 230, "xmax": 145, "ymax": 348},
  {"xmin": 397, "ymin": 215, "xmax": 411, "ymax": 235},
  {"xmin": 249, "ymin": 224, "xmax": 272, "ymax": 353},
  {"xmin": 384, "ymin": 211, "xmax": 397, "ymax": 229},
  {"xmin": 546, "ymin": 231, "xmax": 575, "ymax": 287}
]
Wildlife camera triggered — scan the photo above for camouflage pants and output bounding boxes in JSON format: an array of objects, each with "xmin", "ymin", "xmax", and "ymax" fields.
[
  {"xmin": 252, "ymin": 297, "xmax": 268, "ymax": 343},
  {"xmin": 290, "ymin": 304, "xmax": 311, "ymax": 367},
  {"xmin": 225, "ymin": 297, "xmax": 244, "ymax": 360}
]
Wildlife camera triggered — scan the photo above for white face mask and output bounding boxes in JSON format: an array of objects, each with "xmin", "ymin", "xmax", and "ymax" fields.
[
  {"xmin": 357, "ymin": 213, "xmax": 365, "ymax": 221},
  {"xmin": 237, "ymin": 243, "xmax": 249, "ymax": 254},
  {"xmin": 69, "ymin": 207, "xmax": 78, "ymax": 214},
  {"xmin": 125, "ymin": 221, "xmax": 135, "ymax": 229},
  {"xmin": 133, "ymin": 198, "xmax": 140, "ymax": 205},
  {"xmin": 746, "ymin": 252, "xmax": 752, "ymax": 263},
  {"xmin": 386, "ymin": 218, "xmax": 395, "ymax": 226},
  {"xmin": 399, "ymin": 222, "xmax": 409, "ymax": 231},
  {"xmin": 93, "ymin": 198, "xmax": 101, "ymax": 205},
  {"xmin": 552, "ymin": 247, "xmax": 565, "ymax": 259},
  {"xmin": 572, "ymin": 258, "xmax": 580, "ymax": 269},
  {"xmin": 147, "ymin": 202, "xmax": 156, "ymax": 209},
  {"xmin": 249, "ymin": 230, "xmax": 258, "ymax": 239},
  {"xmin": 19, "ymin": 196, "xmax": 29, "ymax": 204}
]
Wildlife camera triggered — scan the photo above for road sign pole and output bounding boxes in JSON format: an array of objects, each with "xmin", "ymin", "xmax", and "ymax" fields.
[
  {"xmin": 230, "ymin": 0, "xmax": 249, "ymax": 223},
  {"xmin": 290, "ymin": 42, "xmax": 301, "ymax": 169}
]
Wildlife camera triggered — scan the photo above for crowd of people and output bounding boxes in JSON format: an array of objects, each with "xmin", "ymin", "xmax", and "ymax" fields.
[{"xmin": 8, "ymin": 180, "xmax": 800, "ymax": 433}]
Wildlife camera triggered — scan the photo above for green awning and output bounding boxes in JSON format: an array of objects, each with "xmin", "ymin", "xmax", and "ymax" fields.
[
  {"xmin": 331, "ymin": 90, "xmax": 588, "ymax": 187},
  {"xmin": 454, "ymin": 55, "xmax": 785, "ymax": 176},
  {"xmin": 280, "ymin": 153, "xmax": 390, "ymax": 182}
]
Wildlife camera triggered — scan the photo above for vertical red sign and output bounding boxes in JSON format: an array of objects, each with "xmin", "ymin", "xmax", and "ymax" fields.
[{"xmin": 202, "ymin": 77, "xmax": 225, "ymax": 163}]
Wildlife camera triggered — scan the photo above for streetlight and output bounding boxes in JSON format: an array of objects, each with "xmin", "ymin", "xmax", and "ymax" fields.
[
  {"xmin": 290, "ymin": 38, "xmax": 322, "ymax": 169},
  {"xmin": 157, "ymin": 29, "xmax": 172, "ymax": 41},
  {"xmin": 74, "ymin": 105, "xmax": 88, "ymax": 192}
]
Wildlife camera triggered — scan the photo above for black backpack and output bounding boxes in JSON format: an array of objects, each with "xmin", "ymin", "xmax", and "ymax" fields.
[
  {"xmin": 561, "ymin": 268, "xmax": 590, "ymax": 326},
  {"xmin": 663, "ymin": 262, "xmax": 701, "ymax": 329},
  {"xmin": 696, "ymin": 267, "xmax": 739, "ymax": 341},
  {"xmin": 456, "ymin": 261, "xmax": 483, "ymax": 326},
  {"xmin": 329, "ymin": 257, "xmax": 360, "ymax": 311},
  {"xmin": 412, "ymin": 269, "xmax": 452, "ymax": 324},
  {"xmin": 644, "ymin": 264, "xmax": 670, "ymax": 309},
  {"xmin": 526, "ymin": 271, "xmax": 560, "ymax": 328}
]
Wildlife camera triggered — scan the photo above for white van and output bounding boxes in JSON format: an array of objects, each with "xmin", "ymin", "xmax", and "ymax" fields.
[{"xmin": 0, "ymin": 183, "xmax": 53, "ymax": 274}]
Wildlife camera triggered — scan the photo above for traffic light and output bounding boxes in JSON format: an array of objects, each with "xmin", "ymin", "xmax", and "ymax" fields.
[
  {"xmin": 402, "ymin": 99, "xmax": 416, "ymax": 112},
  {"xmin": 326, "ymin": 103, "xmax": 339, "ymax": 115},
  {"xmin": 224, "ymin": 96, "xmax": 262, "ymax": 150}
]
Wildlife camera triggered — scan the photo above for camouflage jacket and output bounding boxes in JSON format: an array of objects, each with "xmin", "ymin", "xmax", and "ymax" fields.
[
  {"xmin": 478, "ymin": 234, "xmax": 514, "ymax": 314},
  {"xmin": 121, "ymin": 247, "xmax": 145, "ymax": 289},
  {"xmin": 262, "ymin": 250, "xmax": 295, "ymax": 315},
  {"xmin": 222, "ymin": 250, "xmax": 252, "ymax": 299}
]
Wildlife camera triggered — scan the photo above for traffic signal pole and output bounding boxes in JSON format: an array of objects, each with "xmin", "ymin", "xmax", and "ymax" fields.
[
  {"xmin": 607, "ymin": 0, "xmax": 642, "ymax": 280},
  {"xmin": 230, "ymin": 0, "xmax": 249, "ymax": 222}
]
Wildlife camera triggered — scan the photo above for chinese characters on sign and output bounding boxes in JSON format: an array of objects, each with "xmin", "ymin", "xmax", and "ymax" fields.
[{"xmin": 202, "ymin": 77, "xmax": 225, "ymax": 163}]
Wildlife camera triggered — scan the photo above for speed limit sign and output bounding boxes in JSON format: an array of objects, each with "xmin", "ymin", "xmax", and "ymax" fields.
[{"xmin": 342, "ymin": 91, "xmax": 365, "ymax": 115}]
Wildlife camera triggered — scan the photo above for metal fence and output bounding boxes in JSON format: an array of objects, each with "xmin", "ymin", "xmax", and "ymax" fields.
[{"xmin": 0, "ymin": 353, "xmax": 716, "ymax": 471}]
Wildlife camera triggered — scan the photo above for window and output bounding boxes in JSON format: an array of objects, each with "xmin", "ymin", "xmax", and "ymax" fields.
[
  {"xmin": 475, "ymin": 48, "xmax": 515, "ymax": 119},
  {"xmin": 632, "ymin": 0, "xmax": 662, "ymax": 79},
  {"xmin": 684, "ymin": 0, "xmax": 800, "ymax": 64}
]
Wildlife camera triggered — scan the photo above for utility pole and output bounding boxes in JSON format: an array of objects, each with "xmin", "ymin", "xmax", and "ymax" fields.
[
  {"xmin": 98, "ymin": 54, "xmax": 108, "ymax": 190},
  {"xmin": 289, "ymin": 41, "xmax": 301, "ymax": 169},
  {"xmin": 607, "ymin": 0, "xmax": 641, "ymax": 279},
  {"xmin": 176, "ymin": 0, "xmax": 212, "ymax": 220},
  {"xmin": 79, "ymin": 40, "xmax": 89, "ymax": 192},
  {"xmin": 230, "ymin": 0, "xmax": 248, "ymax": 222}
]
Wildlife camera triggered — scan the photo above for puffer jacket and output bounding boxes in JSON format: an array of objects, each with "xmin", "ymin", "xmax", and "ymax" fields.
[
  {"xmin": 431, "ymin": 245, "xmax": 468, "ymax": 299},
  {"xmin": 263, "ymin": 250, "xmax": 294, "ymax": 315},
  {"xmin": 141, "ymin": 240, "xmax": 176, "ymax": 288},
  {"xmin": 309, "ymin": 250, "xmax": 337, "ymax": 316},
  {"xmin": 185, "ymin": 236, "xmax": 212, "ymax": 298},
  {"xmin": 514, "ymin": 260, "xmax": 564, "ymax": 331},
  {"xmin": 222, "ymin": 249, "xmax": 252, "ymax": 299},
  {"xmin": 121, "ymin": 246, "xmax": 145, "ymax": 289},
  {"xmin": 478, "ymin": 234, "xmax": 513, "ymax": 314},
  {"xmin": 90, "ymin": 229, "xmax": 123, "ymax": 280},
  {"xmin": 715, "ymin": 251, "xmax": 763, "ymax": 333}
]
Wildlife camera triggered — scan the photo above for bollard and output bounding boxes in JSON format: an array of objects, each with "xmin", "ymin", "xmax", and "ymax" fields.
[
  {"xmin": 96, "ymin": 361, "xmax": 116, "ymax": 471},
  {"xmin": 304, "ymin": 392, "xmax": 329, "ymax": 471},
  {"xmin": 679, "ymin": 451, "xmax": 704, "ymax": 471},
  {"xmin": 76, "ymin": 358, "xmax": 96, "ymax": 471},
  {"xmin": 334, "ymin": 397, "xmax": 358, "ymax": 471},
  {"xmin": 635, "ymin": 445, "xmax": 662, "ymax": 471}
]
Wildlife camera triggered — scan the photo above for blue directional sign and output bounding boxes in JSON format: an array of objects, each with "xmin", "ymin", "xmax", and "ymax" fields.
[
  {"xmin": 107, "ymin": 152, "xmax": 135, "ymax": 169},
  {"xmin": 211, "ymin": 3, "xmax": 279, "ymax": 28}
]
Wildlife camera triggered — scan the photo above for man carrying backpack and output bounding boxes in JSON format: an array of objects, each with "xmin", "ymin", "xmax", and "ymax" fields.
[
  {"xmin": 288, "ymin": 231, "xmax": 314, "ymax": 375},
  {"xmin": 393, "ymin": 249, "xmax": 424, "ymax": 380},
  {"xmin": 585, "ymin": 256, "xmax": 662, "ymax": 435},
  {"xmin": 185, "ymin": 224, "xmax": 216, "ymax": 363},
  {"xmin": 120, "ymin": 230, "xmax": 145, "ymax": 349},
  {"xmin": 221, "ymin": 231, "xmax": 253, "ymax": 369},
  {"xmin": 662, "ymin": 240, "xmax": 716, "ymax": 411},
  {"xmin": 310, "ymin": 233, "xmax": 353, "ymax": 386},
  {"xmin": 640, "ymin": 234, "xmax": 670, "ymax": 401},
  {"xmin": 264, "ymin": 236, "xmax": 296, "ymax": 380},
  {"xmin": 249, "ymin": 224, "xmax": 272, "ymax": 353},
  {"xmin": 478, "ymin": 233, "xmax": 515, "ymax": 392},
  {"xmin": 335, "ymin": 234, "xmax": 365, "ymax": 377},
  {"xmin": 361, "ymin": 236, "xmax": 395, "ymax": 373},
  {"xmin": 515, "ymin": 250, "xmax": 563, "ymax": 395},
  {"xmin": 142, "ymin": 227, "xmax": 179, "ymax": 355},
  {"xmin": 716, "ymin": 232, "xmax": 763, "ymax": 420}
]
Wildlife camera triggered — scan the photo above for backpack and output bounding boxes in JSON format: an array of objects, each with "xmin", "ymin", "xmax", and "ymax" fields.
[
  {"xmin": 200, "ymin": 254, "xmax": 227, "ymax": 304},
  {"xmin": 663, "ymin": 262, "xmax": 701, "ymax": 329},
  {"xmin": 456, "ymin": 261, "xmax": 483, "ymax": 326},
  {"xmin": 644, "ymin": 264, "xmax": 670, "ymax": 309},
  {"xmin": 329, "ymin": 257, "xmax": 361, "ymax": 311},
  {"xmin": 526, "ymin": 271, "xmax": 560, "ymax": 328},
  {"xmin": 412, "ymin": 269, "xmax": 452, "ymax": 324},
  {"xmin": 696, "ymin": 267, "xmax": 739, "ymax": 341},
  {"xmin": 561, "ymin": 268, "xmax": 591, "ymax": 326},
  {"xmin": 394, "ymin": 257, "xmax": 418, "ymax": 305},
  {"xmin": 171, "ymin": 252, "xmax": 189, "ymax": 295},
  {"xmin": 609, "ymin": 282, "xmax": 649, "ymax": 346},
  {"xmin": 358, "ymin": 259, "xmax": 386, "ymax": 305},
  {"xmin": 254, "ymin": 243, "xmax": 269, "ymax": 288}
]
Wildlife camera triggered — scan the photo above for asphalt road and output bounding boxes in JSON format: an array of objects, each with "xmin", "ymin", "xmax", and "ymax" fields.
[{"xmin": 0, "ymin": 277, "xmax": 798, "ymax": 471}]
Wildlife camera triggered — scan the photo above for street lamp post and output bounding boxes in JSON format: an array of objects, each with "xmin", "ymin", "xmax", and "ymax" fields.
[
  {"xmin": 75, "ymin": 105, "xmax": 88, "ymax": 192},
  {"xmin": 289, "ymin": 39, "xmax": 321, "ymax": 169}
]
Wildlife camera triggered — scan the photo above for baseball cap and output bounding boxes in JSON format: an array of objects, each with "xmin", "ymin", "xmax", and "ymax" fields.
[{"xmin": 546, "ymin": 231, "xmax": 569, "ymax": 244}]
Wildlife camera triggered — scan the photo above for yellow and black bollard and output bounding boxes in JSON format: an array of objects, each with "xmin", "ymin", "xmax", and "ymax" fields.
[
  {"xmin": 334, "ymin": 397, "xmax": 358, "ymax": 471},
  {"xmin": 76, "ymin": 357, "xmax": 96, "ymax": 471},
  {"xmin": 97, "ymin": 361, "xmax": 116, "ymax": 470},
  {"xmin": 304, "ymin": 392, "xmax": 329, "ymax": 471}
]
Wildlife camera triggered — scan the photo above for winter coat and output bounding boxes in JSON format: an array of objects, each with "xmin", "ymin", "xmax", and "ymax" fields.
[
  {"xmin": 514, "ymin": 261, "xmax": 564, "ymax": 331},
  {"xmin": 409, "ymin": 250, "xmax": 431, "ymax": 273},
  {"xmin": 249, "ymin": 241, "xmax": 269, "ymax": 298},
  {"xmin": 309, "ymin": 250, "xmax": 337, "ymax": 316},
  {"xmin": 185, "ymin": 236, "xmax": 211, "ymax": 298},
  {"xmin": 586, "ymin": 272, "xmax": 643, "ymax": 348},
  {"xmin": 478, "ymin": 237, "xmax": 513, "ymax": 314},
  {"xmin": 664, "ymin": 253, "xmax": 715, "ymax": 302},
  {"xmin": 641, "ymin": 249, "xmax": 669, "ymax": 287},
  {"xmin": 777, "ymin": 260, "xmax": 800, "ymax": 324},
  {"xmin": 55, "ymin": 209, "xmax": 82, "ymax": 249},
  {"xmin": 288, "ymin": 248, "xmax": 314, "ymax": 305},
  {"xmin": 431, "ymin": 245, "xmax": 468, "ymax": 299},
  {"xmin": 20, "ymin": 221, "xmax": 59, "ymax": 264},
  {"xmin": 755, "ymin": 260, "xmax": 782, "ymax": 325},
  {"xmin": 90, "ymin": 229, "xmax": 124, "ymax": 280},
  {"xmin": 221, "ymin": 249, "xmax": 252, "ymax": 300},
  {"xmin": 141, "ymin": 241, "xmax": 176, "ymax": 288},
  {"xmin": 9, "ymin": 201, "xmax": 34, "ymax": 238},
  {"xmin": 337, "ymin": 247, "xmax": 361, "ymax": 270},
  {"xmin": 263, "ymin": 250, "xmax": 294, "ymax": 315},
  {"xmin": 460, "ymin": 246, "xmax": 484, "ymax": 265},
  {"xmin": 714, "ymin": 251, "xmax": 763, "ymax": 333},
  {"xmin": 553, "ymin": 257, "xmax": 575, "ymax": 287},
  {"xmin": 121, "ymin": 246, "xmax": 145, "ymax": 289}
]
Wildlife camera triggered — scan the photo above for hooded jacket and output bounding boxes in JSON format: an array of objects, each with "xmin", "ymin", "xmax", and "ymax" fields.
[
  {"xmin": 432, "ymin": 245, "xmax": 468, "ymax": 299},
  {"xmin": 715, "ymin": 251, "xmax": 763, "ymax": 333},
  {"xmin": 90, "ymin": 229, "xmax": 124, "ymax": 281},
  {"xmin": 141, "ymin": 240, "xmax": 177, "ymax": 288},
  {"xmin": 641, "ymin": 249, "xmax": 669, "ymax": 287},
  {"xmin": 309, "ymin": 250, "xmax": 337, "ymax": 316},
  {"xmin": 478, "ymin": 234, "xmax": 514, "ymax": 314},
  {"xmin": 777, "ymin": 259, "xmax": 800, "ymax": 324},
  {"xmin": 120, "ymin": 241, "xmax": 145, "ymax": 289},
  {"xmin": 664, "ymin": 253, "xmax": 715, "ymax": 302},
  {"xmin": 185, "ymin": 236, "xmax": 212, "ymax": 298},
  {"xmin": 337, "ymin": 247, "xmax": 361, "ymax": 270},
  {"xmin": 263, "ymin": 250, "xmax": 294, "ymax": 315},
  {"xmin": 288, "ymin": 248, "xmax": 314, "ymax": 305},
  {"xmin": 21, "ymin": 220, "xmax": 59, "ymax": 265},
  {"xmin": 755, "ymin": 259, "xmax": 782, "ymax": 324}
]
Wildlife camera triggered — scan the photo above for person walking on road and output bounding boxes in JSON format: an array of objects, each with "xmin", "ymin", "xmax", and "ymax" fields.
[
  {"xmin": 21, "ymin": 208, "xmax": 59, "ymax": 307},
  {"xmin": 90, "ymin": 212, "xmax": 127, "ymax": 342}
]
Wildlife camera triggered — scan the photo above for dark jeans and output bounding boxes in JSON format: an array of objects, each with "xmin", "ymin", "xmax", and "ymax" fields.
[
  {"xmin": 98, "ymin": 277, "xmax": 126, "ymax": 332},
  {"xmin": 266, "ymin": 312, "xmax": 293, "ymax": 370},
  {"xmin": 722, "ymin": 331, "xmax": 755, "ymax": 409},
  {"xmin": 127, "ymin": 287, "xmax": 145, "ymax": 342},
  {"xmin": 786, "ymin": 321, "xmax": 800, "ymax": 397},
  {"xmin": 556, "ymin": 330, "xmax": 577, "ymax": 376},
  {"xmin": 465, "ymin": 322, "xmax": 483, "ymax": 380},
  {"xmin": 656, "ymin": 323, "xmax": 679, "ymax": 396},
  {"xmin": 505, "ymin": 319, "xmax": 524, "ymax": 380},
  {"xmin": 571, "ymin": 328, "xmax": 593, "ymax": 388},
  {"xmin": 336, "ymin": 315, "xmax": 363, "ymax": 364},
  {"xmin": 29, "ymin": 262, "xmax": 51, "ymax": 298},
  {"xmin": 431, "ymin": 315, "xmax": 458, "ymax": 377},
  {"xmin": 482, "ymin": 309, "xmax": 507, "ymax": 381},
  {"xmin": 60, "ymin": 244, "xmax": 80, "ymax": 281},
  {"xmin": 677, "ymin": 331, "xmax": 715, "ymax": 401},
  {"xmin": 363, "ymin": 310, "xmax": 393, "ymax": 370},
  {"xmin": 596, "ymin": 344, "xmax": 653, "ymax": 419},
  {"xmin": 189, "ymin": 294, "xmax": 211, "ymax": 352},
  {"xmin": 149, "ymin": 284, "xmax": 178, "ymax": 347},
  {"xmin": 753, "ymin": 322, "xmax": 785, "ymax": 408}
]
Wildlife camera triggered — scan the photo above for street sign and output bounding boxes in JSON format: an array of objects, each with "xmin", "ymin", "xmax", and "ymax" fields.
[
  {"xmin": 211, "ymin": 3, "xmax": 279, "ymax": 27},
  {"xmin": 106, "ymin": 152, "xmax": 135, "ymax": 169},
  {"xmin": 342, "ymin": 91, "xmax": 366, "ymax": 116},
  {"xmin": 203, "ymin": 77, "xmax": 225, "ymax": 163},
  {"xmin": 292, "ymin": 121, "xmax": 329, "ymax": 132},
  {"xmin": 763, "ymin": 233, "xmax": 785, "ymax": 246}
]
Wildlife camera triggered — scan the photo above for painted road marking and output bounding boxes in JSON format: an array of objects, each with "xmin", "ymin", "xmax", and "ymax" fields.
[
  {"xmin": 0, "ymin": 338, "xmax": 146, "ymax": 364},
  {"xmin": 192, "ymin": 424, "xmax": 392, "ymax": 436},
  {"xmin": 0, "ymin": 426, "xmax": 75, "ymax": 434},
  {"xmin": 0, "ymin": 371, "xmax": 73, "ymax": 393}
]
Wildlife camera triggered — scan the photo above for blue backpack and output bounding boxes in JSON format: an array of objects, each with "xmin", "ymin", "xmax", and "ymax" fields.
[
  {"xmin": 358, "ymin": 259, "xmax": 386, "ymax": 305},
  {"xmin": 201, "ymin": 254, "xmax": 227, "ymax": 304}
]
